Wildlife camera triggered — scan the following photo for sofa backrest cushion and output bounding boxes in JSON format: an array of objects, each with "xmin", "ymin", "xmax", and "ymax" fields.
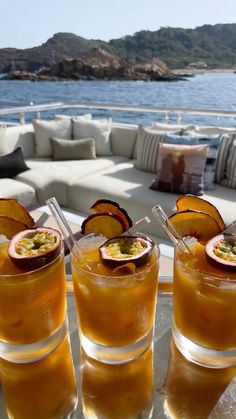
[
  {"xmin": 73, "ymin": 118, "xmax": 112, "ymax": 156},
  {"xmin": 110, "ymin": 123, "xmax": 138, "ymax": 158},
  {"xmin": 0, "ymin": 124, "xmax": 35, "ymax": 158},
  {"xmin": 33, "ymin": 119, "xmax": 72, "ymax": 157}
]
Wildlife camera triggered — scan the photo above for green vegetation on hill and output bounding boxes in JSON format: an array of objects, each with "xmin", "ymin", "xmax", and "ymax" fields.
[
  {"xmin": 109, "ymin": 24, "xmax": 236, "ymax": 68},
  {"xmin": 1, "ymin": 23, "xmax": 236, "ymax": 73}
]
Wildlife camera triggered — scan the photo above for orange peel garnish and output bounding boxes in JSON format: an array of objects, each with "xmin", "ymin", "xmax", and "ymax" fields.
[
  {"xmin": 0, "ymin": 216, "xmax": 29, "ymax": 240},
  {"xmin": 0, "ymin": 198, "xmax": 34, "ymax": 228},
  {"xmin": 176, "ymin": 195, "xmax": 225, "ymax": 231}
]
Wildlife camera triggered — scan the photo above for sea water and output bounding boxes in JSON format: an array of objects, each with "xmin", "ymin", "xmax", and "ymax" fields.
[{"xmin": 0, "ymin": 72, "xmax": 236, "ymax": 127}]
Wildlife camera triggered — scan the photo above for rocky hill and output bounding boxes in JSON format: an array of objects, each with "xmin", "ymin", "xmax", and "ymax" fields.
[
  {"xmin": 4, "ymin": 49, "xmax": 182, "ymax": 81},
  {"xmin": 1, "ymin": 24, "xmax": 236, "ymax": 73}
]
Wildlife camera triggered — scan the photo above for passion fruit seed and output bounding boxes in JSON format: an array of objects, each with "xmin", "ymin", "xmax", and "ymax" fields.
[
  {"xmin": 99, "ymin": 235, "xmax": 154, "ymax": 268},
  {"xmin": 16, "ymin": 232, "xmax": 57, "ymax": 256},
  {"xmin": 214, "ymin": 240, "xmax": 236, "ymax": 262},
  {"xmin": 106, "ymin": 238, "xmax": 146, "ymax": 259}
]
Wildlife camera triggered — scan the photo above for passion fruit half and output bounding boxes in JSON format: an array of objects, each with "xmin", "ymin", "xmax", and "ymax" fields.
[
  {"xmin": 205, "ymin": 234, "xmax": 236, "ymax": 271},
  {"xmin": 8, "ymin": 227, "xmax": 62, "ymax": 269},
  {"xmin": 99, "ymin": 235, "xmax": 154, "ymax": 268}
]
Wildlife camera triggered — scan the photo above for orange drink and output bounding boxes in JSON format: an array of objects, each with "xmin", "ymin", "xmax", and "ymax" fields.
[
  {"xmin": 81, "ymin": 345, "xmax": 154, "ymax": 418},
  {"xmin": 0, "ymin": 241, "xmax": 67, "ymax": 362},
  {"xmin": 172, "ymin": 239, "xmax": 236, "ymax": 367},
  {"xmin": 164, "ymin": 339, "xmax": 236, "ymax": 418},
  {"xmin": 0, "ymin": 334, "xmax": 77, "ymax": 419},
  {"xmin": 71, "ymin": 234, "xmax": 159, "ymax": 363}
]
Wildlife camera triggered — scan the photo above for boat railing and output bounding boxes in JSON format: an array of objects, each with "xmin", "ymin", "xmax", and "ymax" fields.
[{"xmin": 0, "ymin": 102, "xmax": 236, "ymax": 125}]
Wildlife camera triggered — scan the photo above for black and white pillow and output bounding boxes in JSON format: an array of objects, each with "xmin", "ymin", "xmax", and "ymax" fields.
[
  {"xmin": 134, "ymin": 126, "xmax": 166, "ymax": 173},
  {"xmin": 215, "ymin": 134, "xmax": 236, "ymax": 184},
  {"xmin": 219, "ymin": 138, "xmax": 236, "ymax": 189}
]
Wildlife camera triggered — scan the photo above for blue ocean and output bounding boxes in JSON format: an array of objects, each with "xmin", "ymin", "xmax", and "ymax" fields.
[{"xmin": 1, "ymin": 72, "xmax": 236, "ymax": 127}]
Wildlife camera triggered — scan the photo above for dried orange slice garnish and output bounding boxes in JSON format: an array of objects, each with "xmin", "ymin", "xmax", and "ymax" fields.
[
  {"xmin": 0, "ymin": 199, "xmax": 34, "ymax": 228},
  {"xmin": 176, "ymin": 195, "xmax": 225, "ymax": 231},
  {"xmin": 81, "ymin": 212, "xmax": 126, "ymax": 239},
  {"xmin": 0, "ymin": 216, "xmax": 29, "ymax": 240},
  {"xmin": 168, "ymin": 209, "xmax": 222, "ymax": 244},
  {"xmin": 91, "ymin": 199, "xmax": 133, "ymax": 230}
]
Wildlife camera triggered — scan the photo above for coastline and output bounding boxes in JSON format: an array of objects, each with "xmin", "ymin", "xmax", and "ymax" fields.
[{"xmin": 173, "ymin": 68, "xmax": 236, "ymax": 74}]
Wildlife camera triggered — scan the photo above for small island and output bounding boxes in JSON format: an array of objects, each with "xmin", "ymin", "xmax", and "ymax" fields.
[{"xmin": 3, "ymin": 48, "xmax": 184, "ymax": 82}]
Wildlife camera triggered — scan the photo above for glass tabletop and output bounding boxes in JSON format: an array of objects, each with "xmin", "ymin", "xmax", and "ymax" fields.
[{"xmin": 0, "ymin": 279, "xmax": 236, "ymax": 418}]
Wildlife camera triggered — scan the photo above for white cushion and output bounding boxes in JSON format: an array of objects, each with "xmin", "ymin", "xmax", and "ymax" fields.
[
  {"xmin": 54, "ymin": 113, "xmax": 92, "ymax": 121},
  {"xmin": 16, "ymin": 156, "xmax": 127, "ymax": 205},
  {"xmin": 73, "ymin": 118, "xmax": 112, "ymax": 156},
  {"xmin": 0, "ymin": 178, "xmax": 36, "ymax": 207},
  {"xmin": 110, "ymin": 123, "xmax": 138, "ymax": 158},
  {"xmin": 0, "ymin": 124, "xmax": 35, "ymax": 158},
  {"xmin": 33, "ymin": 119, "xmax": 71, "ymax": 157},
  {"xmin": 0, "ymin": 125, "xmax": 8, "ymax": 155},
  {"xmin": 151, "ymin": 122, "xmax": 190, "ymax": 132}
]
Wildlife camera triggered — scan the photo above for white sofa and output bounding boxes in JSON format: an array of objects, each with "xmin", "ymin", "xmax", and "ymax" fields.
[{"xmin": 0, "ymin": 120, "xmax": 236, "ymax": 242}]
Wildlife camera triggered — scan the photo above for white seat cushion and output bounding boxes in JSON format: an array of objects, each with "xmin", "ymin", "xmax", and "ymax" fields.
[
  {"xmin": 0, "ymin": 178, "xmax": 36, "ymax": 207},
  {"xmin": 16, "ymin": 156, "xmax": 127, "ymax": 205}
]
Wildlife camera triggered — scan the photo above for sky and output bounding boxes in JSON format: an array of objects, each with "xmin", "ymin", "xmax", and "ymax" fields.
[{"xmin": 0, "ymin": 0, "xmax": 236, "ymax": 49}]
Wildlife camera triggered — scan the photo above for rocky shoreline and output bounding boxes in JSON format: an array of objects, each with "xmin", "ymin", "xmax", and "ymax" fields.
[{"xmin": 3, "ymin": 48, "xmax": 185, "ymax": 82}]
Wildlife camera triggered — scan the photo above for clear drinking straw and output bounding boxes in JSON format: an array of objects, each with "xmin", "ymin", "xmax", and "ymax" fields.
[
  {"xmin": 152, "ymin": 204, "xmax": 192, "ymax": 254},
  {"xmin": 46, "ymin": 197, "xmax": 80, "ymax": 256}
]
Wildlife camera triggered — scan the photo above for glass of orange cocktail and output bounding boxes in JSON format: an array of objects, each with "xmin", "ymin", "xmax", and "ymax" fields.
[
  {"xmin": 81, "ymin": 344, "xmax": 154, "ymax": 418},
  {"xmin": 162, "ymin": 195, "xmax": 236, "ymax": 368},
  {"xmin": 0, "ymin": 239, "xmax": 67, "ymax": 362},
  {"xmin": 71, "ymin": 233, "xmax": 159, "ymax": 364},
  {"xmin": 0, "ymin": 334, "xmax": 78, "ymax": 419},
  {"xmin": 172, "ymin": 238, "xmax": 236, "ymax": 368}
]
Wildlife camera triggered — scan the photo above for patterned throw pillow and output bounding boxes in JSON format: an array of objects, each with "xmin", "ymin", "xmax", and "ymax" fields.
[
  {"xmin": 150, "ymin": 143, "xmax": 208, "ymax": 195},
  {"xmin": 215, "ymin": 134, "xmax": 236, "ymax": 184},
  {"xmin": 220, "ymin": 139, "xmax": 236, "ymax": 189},
  {"xmin": 165, "ymin": 133, "xmax": 221, "ymax": 190},
  {"xmin": 134, "ymin": 127, "xmax": 166, "ymax": 172}
]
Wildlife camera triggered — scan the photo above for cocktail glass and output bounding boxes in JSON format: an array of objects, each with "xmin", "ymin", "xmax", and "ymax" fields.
[
  {"xmin": 0, "ymin": 241, "xmax": 67, "ymax": 362},
  {"xmin": 172, "ymin": 238, "xmax": 236, "ymax": 368},
  {"xmin": 71, "ymin": 233, "xmax": 159, "ymax": 364},
  {"xmin": 81, "ymin": 344, "xmax": 154, "ymax": 418},
  {"xmin": 0, "ymin": 334, "xmax": 78, "ymax": 419}
]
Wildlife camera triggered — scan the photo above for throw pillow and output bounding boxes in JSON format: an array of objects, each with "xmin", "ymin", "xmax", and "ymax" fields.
[
  {"xmin": 215, "ymin": 134, "xmax": 236, "ymax": 184},
  {"xmin": 150, "ymin": 143, "xmax": 208, "ymax": 195},
  {"xmin": 33, "ymin": 119, "xmax": 72, "ymax": 157},
  {"xmin": 165, "ymin": 133, "xmax": 221, "ymax": 190},
  {"xmin": 50, "ymin": 137, "xmax": 96, "ymax": 160},
  {"xmin": 0, "ymin": 147, "xmax": 29, "ymax": 178},
  {"xmin": 73, "ymin": 118, "xmax": 112, "ymax": 156},
  {"xmin": 134, "ymin": 126, "xmax": 166, "ymax": 173},
  {"xmin": 220, "ymin": 139, "xmax": 236, "ymax": 189}
]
